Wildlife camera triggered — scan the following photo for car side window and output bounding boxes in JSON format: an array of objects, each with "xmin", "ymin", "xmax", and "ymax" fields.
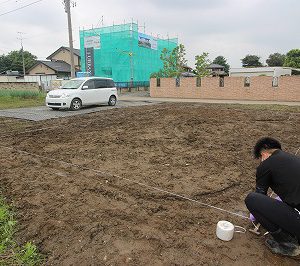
[
  {"xmin": 106, "ymin": 79, "xmax": 115, "ymax": 88},
  {"xmin": 83, "ymin": 80, "xmax": 95, "ymax": 89},
  {"xmin": 95, "ymin": 79, "xmax": 107, "ymax": 89}
]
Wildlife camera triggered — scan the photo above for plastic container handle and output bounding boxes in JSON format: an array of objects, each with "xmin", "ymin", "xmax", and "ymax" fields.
[{"xmin": 234, "ymin": 226, "xmax": 246, "ymax": 234}]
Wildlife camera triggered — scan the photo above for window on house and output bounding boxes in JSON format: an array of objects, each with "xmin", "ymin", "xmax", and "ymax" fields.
[
  {"xmin": 176, "ymin": 77, "xmax": 180, "ymax": 87},
  {"xmin": 244, "ymin": 76, "xmax": 250, "ymax": 87},
  {"xmin": 157, "ymin": 78, "xmax": 161, "ymax": 87},
  {"xmin": 196, "ymin": 77, "xmax": 201, "ymax": 87}
]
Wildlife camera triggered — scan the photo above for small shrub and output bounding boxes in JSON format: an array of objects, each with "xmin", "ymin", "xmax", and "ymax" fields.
[
  {"xmin": 0, "ymin": 199, "xmax": 16, "ymax": 253},
  {"xmin": 16, "ymin": 242, "xmax": 42, "ymax": 266},
  {"xmin": 0, "ymin": 196, "xmax": 42, "ymax": 266}
]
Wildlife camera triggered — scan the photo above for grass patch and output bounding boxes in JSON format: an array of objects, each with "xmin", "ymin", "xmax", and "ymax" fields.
[
  {"xmin": 0, "ymin": 90, "xmax": 46, "ymax": 109},
  {"xmin": 0, "ymin": 196, "xmax": 42, "ymax": 266}
]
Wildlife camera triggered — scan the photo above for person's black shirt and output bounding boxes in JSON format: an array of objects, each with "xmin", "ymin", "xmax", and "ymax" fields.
[{"xmin": 256, "ymin": 150, "xmax": 300, "ymax": 209}]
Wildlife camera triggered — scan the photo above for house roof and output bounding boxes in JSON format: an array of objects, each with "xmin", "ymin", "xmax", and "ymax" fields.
[
  {"xmin": 207, "ymin": 64, "xmax": 225, "ymax": 69},
  {"xmin": 182, "ymin": 64, "xmax": 193, "ymax": 70},
  {"xmin": 181, "ymin": 72, "xmax": 197, "ymax": 77},
  {"xmin": 46, "ymin": 46, "xmax": 80, "ymax": 60},
  {"xmin": 28, "ymin": 60, "xmax": 71, "ymax": 73}
]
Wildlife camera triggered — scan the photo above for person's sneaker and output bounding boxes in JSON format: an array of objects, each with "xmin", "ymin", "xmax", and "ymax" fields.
[
  {"xmin": 265, "ymin": 232, "xmax": 300, "ymax": 257},
  {"xmin": 266, "ymin": 231, "xmax": 299, "ymax": 245}
]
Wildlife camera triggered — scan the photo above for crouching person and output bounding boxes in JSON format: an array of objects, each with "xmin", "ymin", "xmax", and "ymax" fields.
[{"xmin": 245, "ymin": 137, "xmax": 300, "ymax": 257}]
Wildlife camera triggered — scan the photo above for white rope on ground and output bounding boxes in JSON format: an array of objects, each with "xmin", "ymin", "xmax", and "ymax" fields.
[
  {"xmin": 0, "ymin": 105, "xmax": 171, "ymax": 139},
  {"xmin": 0, "ymin": 144, "xmax": 250, "ymax": 220},
  {"xmin": 0, "ymin": 125, "xmax": 61, "ymax": 138}
]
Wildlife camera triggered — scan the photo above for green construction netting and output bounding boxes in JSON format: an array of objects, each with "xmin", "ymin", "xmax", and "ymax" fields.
[{"xmin": 79, "ymin": 23, "xmax": 178, "ymax": 83}]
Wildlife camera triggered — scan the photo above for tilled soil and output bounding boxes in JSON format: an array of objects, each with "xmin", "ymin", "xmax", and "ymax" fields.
[{"xmin": 0, "ymin": 103, "xmax": 299, "ymax": 266}]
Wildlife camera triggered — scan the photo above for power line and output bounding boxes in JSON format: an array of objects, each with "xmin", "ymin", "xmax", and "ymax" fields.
[
  {"xmin": 0, "ymin": 0, "xmax": 20, "ymax": 5},
  {"xmin": 0, "ymin": 0, "xmax": 43, "ymax": 17}
]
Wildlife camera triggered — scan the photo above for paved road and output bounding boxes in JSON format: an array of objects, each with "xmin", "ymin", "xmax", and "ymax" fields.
[{"xmin": 0, "ymin": 99, "xmax": 158, "ymax": 121}]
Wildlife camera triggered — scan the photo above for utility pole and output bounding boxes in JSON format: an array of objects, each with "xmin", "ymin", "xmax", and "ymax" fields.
[
  {"xmin": 63, "ymin": 0, "xmax": 75, "ymax": 78},
  {"xmin": 17, "ymin": 32, "xmax": 26, "ymax": 76}
]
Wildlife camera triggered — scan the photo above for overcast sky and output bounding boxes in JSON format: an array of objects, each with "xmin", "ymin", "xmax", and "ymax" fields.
[{"xmin": 0, "ymin": 0, "xmax": 299, "ymax": 68}]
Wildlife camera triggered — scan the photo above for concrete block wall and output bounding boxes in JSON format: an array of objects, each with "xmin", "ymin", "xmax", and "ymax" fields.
[
  {"xmin": 0, "ymin": 82, "xmax": 40, "ymax": 91},
  {"xmin": 150, "ymin": 76, "xmax": 300, "ymax": 102}
]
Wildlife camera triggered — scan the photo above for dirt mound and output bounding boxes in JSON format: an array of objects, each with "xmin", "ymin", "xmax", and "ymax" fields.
[{"xmin": 0, "ymin": 103, "xmax": 299, "ymax": 265}]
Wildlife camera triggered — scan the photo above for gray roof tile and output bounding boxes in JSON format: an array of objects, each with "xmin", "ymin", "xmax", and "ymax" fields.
[{"xmin": 38, "ymin": 60, "xmax": 71, "ymax": 73}]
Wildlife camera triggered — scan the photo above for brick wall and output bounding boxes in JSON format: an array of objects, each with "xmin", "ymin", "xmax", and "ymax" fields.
[
  {"xmin": 0, "ymin": 82, "xmax": 40, "ymax": 91},
  {"xmin": 150, "ymin": 76, "xmax": 300, "ymax": 102}
]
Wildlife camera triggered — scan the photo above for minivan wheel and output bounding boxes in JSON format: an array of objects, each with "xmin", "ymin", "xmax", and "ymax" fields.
[
  {"xmin": 108, "ymin": 95, "xmax": 117, "ymax": 106},
  {"xmin": 70, "ymin": 98, "xmax": 82, "ymax": 111}
]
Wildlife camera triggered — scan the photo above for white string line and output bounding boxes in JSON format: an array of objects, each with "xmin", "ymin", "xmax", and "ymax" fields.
[
  {"xmin": 0, "ymin": 105, "xmax": 170, "ymax": 139},
  {"xmin": 1, "ymin": 107, "xmax": 298, "ymax": 139},
  {"xmin": 251, "ymin": 221, "xmax": 259, "ymax": 230},
  {"xmin": 0, "ymin": 144, "xmax": 250, "ymax": 220},
  {"xmin": 0, "ymin": 125, "xmax": 61, "ymax": 138}
]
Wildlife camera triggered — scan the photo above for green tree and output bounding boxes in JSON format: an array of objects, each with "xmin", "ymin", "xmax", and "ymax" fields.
[
  {"xmin": 266, "ymin": 53, "xmax": 286, "ymax": 66},
  {"xmin": 212, "ymin": 55, "xmax": 230, "ymax": 74},
  {"xmin": 241, "ymin": 54, "xmax": 263, "ymax": 67},
  {"xmin": 0, "ymin": 50, "xmax": 37, "ymax": 74},
  {"xmin": 284, "ymin": 49, "xmax": 300, "ymax": 68},
  {"xmin": 194, "ymin": 52, "xmax": 210, "ymax": 77},
  {"xmin": 0, "ymin": 54, "xmax": 12, "ymax": 74},
  {"xmin": 151, "ymin": 44, "xmax": 187, "ymax": 78}
]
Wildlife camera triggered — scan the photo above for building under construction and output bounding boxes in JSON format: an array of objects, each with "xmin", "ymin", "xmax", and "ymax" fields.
[{"xmin": 79, "ymin": 23, "xmax": 178, "ymax": 87}]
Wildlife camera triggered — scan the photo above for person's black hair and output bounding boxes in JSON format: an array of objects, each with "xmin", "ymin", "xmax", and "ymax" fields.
[{"xmin": 253, "ymin": 137, "xmax": 282, "ymax": 159}]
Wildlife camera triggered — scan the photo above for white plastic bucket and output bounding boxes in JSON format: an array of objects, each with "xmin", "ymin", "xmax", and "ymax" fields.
[{"xmin": 216, "ymin": 220, "xmax": 246, "ymax": 241}]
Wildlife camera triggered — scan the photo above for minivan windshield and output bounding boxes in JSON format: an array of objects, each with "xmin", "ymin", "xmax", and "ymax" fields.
[{"xmin": 61, "ymin": 80, "xmax": 85, "ymax": 89}]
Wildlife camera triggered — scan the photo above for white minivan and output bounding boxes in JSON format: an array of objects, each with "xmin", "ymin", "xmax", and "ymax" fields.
[{"xmin": 46, "ymin": 77, "xmax": 118, "ymax": 111}]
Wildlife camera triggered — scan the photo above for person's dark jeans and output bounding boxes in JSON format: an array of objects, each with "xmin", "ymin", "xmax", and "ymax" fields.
[{"xmin": 245, "ymin": 192, "xmax": 300, "ymax": 242}]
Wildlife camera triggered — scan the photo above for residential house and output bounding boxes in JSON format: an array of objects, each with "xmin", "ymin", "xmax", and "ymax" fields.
[
  {"xmin": 229, "ymin": 67, "xmax": 300, "ymax": 77},
  {"xmin": 207, "ymin": 64, "xmax": 226, "ymax": 76},
  {"xmin": 46, "ymin": 46, "xmax": 81, "ymax": 69},
  {"xmin": 27, "ymin": 46, "xmax": 81, "ymax": 78}
]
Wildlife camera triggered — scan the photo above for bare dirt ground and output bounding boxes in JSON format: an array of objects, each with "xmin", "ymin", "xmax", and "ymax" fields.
[{"xmin": 0, "ymin": 103, "xmax": 299, "ymax": 266}]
